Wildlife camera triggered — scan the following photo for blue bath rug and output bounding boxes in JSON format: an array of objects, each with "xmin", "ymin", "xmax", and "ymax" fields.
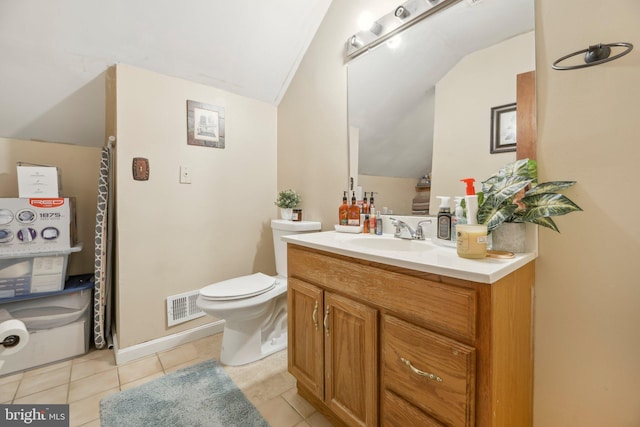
[{"xmin": 100, "ymin": 359, "xmax": 269, "ymax": 427}]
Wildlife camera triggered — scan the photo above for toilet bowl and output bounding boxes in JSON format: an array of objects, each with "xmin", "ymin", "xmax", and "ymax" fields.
[{"xmin": 197, "ymin": 219, "xmax": 321, "ymax": 366}]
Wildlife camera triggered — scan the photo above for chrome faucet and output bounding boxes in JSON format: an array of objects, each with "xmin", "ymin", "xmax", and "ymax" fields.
[
  {"xmin": 390, "ymin": 218, "xmax": 432, "ymax": 240},
  {"xmin": 416, "ymin": 219, "xmax": 432, "ymax": 240}
]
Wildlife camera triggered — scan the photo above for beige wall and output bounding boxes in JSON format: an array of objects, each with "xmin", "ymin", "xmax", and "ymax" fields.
[
  {"xmin": 430, "ymin": 31, "xmax": 535, "ymax": 210},
  {"xmin": 0, "ymin": 138, "xmax": 100, "ymax": 275},
  {"xmin": 279, "ymin": 0, "xmax": 640, "ymax": 425},
  {"xmin": 534, "ymin": 0, "xmax": 640, "ymax": 425},
  {"xmin": 279, "ymin": 0, "xmax": 397, "ymax": 228},
  {"xmin": 114, "ymin": 64, "xmax": 278, "ymax": 348}
]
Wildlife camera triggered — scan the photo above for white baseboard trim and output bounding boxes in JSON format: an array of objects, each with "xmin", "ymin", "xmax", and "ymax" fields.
[{"xmin": 112, "ymin": 320, "xmax": 225, "ymax": 365}]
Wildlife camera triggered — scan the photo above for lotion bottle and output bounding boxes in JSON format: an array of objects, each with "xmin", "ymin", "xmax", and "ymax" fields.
[
  {"xmin": 461, "ymin": 178, "xmax": 478, "ymax": 225},
  {"xmin": 375, "ymin": 211, "xmax": 383, "ymax": 235},
  {"xmin": 436, "ymin": 196, "xmax": 452, "ymax": 240},
  {"xmin": 457, "ymin": 178, "xmax": 488, "ymax": 258}
]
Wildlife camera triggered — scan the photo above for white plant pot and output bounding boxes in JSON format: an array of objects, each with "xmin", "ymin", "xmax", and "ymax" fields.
[
  {"xmin": 280, "ymin": 208, "xmax": 293, "ymax": 221},
  {"xmin": 490, "ymin": 222, "xmax": 527, "ymax": 253}
]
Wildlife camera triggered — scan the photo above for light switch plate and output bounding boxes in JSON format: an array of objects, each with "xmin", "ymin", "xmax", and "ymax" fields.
[{"xmin": 132, "ymin": 158, "xmax": 149, "ymax": 181}]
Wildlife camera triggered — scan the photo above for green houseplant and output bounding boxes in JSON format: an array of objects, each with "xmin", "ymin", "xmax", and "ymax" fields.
[
  {"xmin": 274, "ymin": 189, "xmax": 301, "ymax": 209},
  {"xmin": 275, "ymin": 189, "xmax": 301, "ymax": 220},
  {"xmin": 477, "ymin": 158, "xmax": 582, "ymax": 233}
]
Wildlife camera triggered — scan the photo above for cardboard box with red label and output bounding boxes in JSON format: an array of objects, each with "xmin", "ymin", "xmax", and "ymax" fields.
[{"xmin": 0, "ymin": 198, "xmax": 77, "ymax": 255}]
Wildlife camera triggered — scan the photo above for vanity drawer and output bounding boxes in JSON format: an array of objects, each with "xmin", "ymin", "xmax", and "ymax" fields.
[
  {"xmin": 382, "ymin": 389, "xmax": 445, "ymax": 427},
  {"xmin": 288, "ymin": 245, "xmax": 477, "ymax": 340},
  {"xmin": 382, "ymin": 315, "xmax": 476, "ymax": 427}
]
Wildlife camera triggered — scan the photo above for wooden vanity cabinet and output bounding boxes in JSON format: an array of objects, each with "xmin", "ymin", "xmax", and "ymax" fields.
[{"xmin": 287, "ymin": 244, "xmax": 534, "ymax": 427}]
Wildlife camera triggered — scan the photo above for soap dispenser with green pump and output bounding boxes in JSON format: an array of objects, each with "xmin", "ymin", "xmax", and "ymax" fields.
[{"xmin": 436, "ymin": 196, "xmax": 452, "ymax": 240}]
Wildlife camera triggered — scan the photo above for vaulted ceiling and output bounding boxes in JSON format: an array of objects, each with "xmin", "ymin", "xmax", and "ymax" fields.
[{"xmin": 0, "ymin": 0, "xmax": 332, "ymax": 147}]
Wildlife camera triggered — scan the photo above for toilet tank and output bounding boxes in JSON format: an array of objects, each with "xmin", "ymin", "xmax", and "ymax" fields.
[{"xmin": 271, "ymin": 219, "xmax": 321, "ymax": 277}]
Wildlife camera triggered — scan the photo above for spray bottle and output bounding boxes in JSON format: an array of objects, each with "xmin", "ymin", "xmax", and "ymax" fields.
[{"xmin": 436, "ymin": 196, "xmax": 452, "ymax": 240}]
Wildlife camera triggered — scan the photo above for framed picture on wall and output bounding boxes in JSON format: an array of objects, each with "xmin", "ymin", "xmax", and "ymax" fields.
[
  {"xmin": 490, "ymin": 103, "xmax": 517, "ymax": 154},
  {"xmin": 187, "ymin": 100, "xmax": 225, "ymax": 148}
]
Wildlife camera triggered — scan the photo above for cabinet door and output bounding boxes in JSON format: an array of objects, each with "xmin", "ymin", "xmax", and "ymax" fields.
[
  {"xmin": 288, "ymin": 278, "xmax": 324, "ymax": 399},
  {"xmin": 324, "ymin": 292, "xmax": 378, "ymax": 426}
]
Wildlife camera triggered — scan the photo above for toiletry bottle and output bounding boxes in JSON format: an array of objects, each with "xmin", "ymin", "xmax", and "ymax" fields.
[
  {"xmin": 375, "ymin": 211, "xmax": 383, "ymax": 235},
  {"xmin": 362, "ymin": 192, "xmax": 369, "ymax": 214},
  {"xmin": 457, "ymin": 178, "xmax": 488, "ymax": 258},
  {"xmin": 348, "ymin": 191, "xmax": 361, "ymax": 226},
  {"xmin": 452, "ymin": 197, "xmax": 466, "ymax": 242},
  {"xmin": 369, "ymin": 192, "xmax": 375, "ymax": 214},
  {"xmin": 339, "ymin": 191, "xmax": 349, "ymax": 226},
  {"xmin": 363, "ymin": 214, "xmax": 370, "ymax": 233},
  {"xmin": 369, "ymin": 206, "xmax": 376, "ymax": 234},
  {"xmin": 436, "ymin": 196, "xmax": 452, "ymax": 240},
  {"xmin": 461, "ymin": 178, "xmax": 478, "ymax": 225}
]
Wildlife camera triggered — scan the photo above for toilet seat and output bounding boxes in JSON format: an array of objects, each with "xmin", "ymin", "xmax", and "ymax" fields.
[{"xmin": 200, "ymin": 273, "xmax": 276, "ymax": 301}]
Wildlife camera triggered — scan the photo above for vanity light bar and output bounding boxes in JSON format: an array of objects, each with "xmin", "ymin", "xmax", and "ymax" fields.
[{"xmin": 344, "ymin": 0, "xmax": 461, "ymax": 61}]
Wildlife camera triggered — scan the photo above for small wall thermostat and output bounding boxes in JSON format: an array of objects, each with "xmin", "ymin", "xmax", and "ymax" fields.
[{"xmin": 132, "ymin": 157, "xmax": 149, "ymax": 181}]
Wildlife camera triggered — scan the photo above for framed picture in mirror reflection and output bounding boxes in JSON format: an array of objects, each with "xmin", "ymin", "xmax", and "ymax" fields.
[{"xmin": 490, "ymin": 103, "xmax": 517, "ymax": 154}]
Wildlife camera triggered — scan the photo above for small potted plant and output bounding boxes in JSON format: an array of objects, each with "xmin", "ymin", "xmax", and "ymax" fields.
[
  {"xmin": 476, "ymin": 158, "xmax": 582, "ymax": 251},
  {"xmin": 275, "ymin": 189, "xmax": 301, "ymax": 220}
]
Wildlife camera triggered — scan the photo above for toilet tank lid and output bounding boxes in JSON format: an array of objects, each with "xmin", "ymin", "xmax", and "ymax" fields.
[{"xmin": 271, "ymin": 219, "xmax": 321, "ymax": 232}]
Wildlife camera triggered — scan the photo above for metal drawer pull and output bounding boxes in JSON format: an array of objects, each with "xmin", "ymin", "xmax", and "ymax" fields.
[
  {"xmin": 324, "ymin": 305, "xmax": 330, "ymax": 336},
  {"xmin": 312, "ymin": 301, "xmax": 319, "ymax": 330},
  {"xmin": 400, "ymin": 357, "xmax": 443, "ymax": 382}
]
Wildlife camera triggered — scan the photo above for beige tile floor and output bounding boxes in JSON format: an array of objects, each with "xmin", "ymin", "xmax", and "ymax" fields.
[{"xmin": 0, "ymin": 333, "xmax": 334, "ymax": 427}]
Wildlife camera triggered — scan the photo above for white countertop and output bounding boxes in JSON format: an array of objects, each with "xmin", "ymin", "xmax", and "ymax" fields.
[{"xmin": 283, "ymin": 231, "xmax": 537, "ymax": 284}]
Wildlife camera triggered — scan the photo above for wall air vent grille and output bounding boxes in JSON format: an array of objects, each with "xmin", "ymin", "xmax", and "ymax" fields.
[{"xmin": 167, "ymin": 290, "xmax": 205, "ymax": 327}]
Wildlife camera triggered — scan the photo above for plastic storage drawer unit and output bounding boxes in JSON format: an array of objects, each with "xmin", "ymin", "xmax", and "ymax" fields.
[{"xmin": 0, "ymin": 245, "xmax": 82, "ymax": 298}]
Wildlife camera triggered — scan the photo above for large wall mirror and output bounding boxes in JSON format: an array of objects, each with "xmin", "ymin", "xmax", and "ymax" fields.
[{"xmin": 347, "ymin": 0, "xmax": 535, "ymax": 215}]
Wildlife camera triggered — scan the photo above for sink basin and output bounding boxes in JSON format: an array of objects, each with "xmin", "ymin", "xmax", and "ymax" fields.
[{"xmin": 345, "ymin": 237, "xmax": 434, "ymax": 253}]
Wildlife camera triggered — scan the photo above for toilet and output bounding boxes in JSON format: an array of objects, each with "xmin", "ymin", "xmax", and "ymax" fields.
[{"xmin": 197, "ymin": 219, "xmax": 321, "ymax": 366}]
